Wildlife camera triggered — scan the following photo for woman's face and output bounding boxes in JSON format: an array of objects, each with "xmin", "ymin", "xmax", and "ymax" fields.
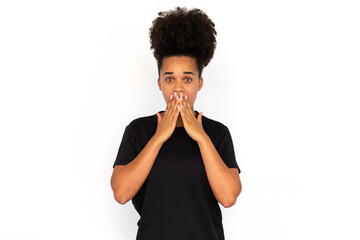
[{"xmin": 157, "ymin": 56, "xmax": 203, "ymax": 111}]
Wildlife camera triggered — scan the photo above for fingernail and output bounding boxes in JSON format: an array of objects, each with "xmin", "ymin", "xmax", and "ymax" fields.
[
  {"xmin": 170, "ymin": 94, "xmax": 173, "ymax": 100},
  {"xmin": 174, "ymin": 92, "xmax": 177, "ymax": 97},
  {"xmin": 180, "ymin": 92, "xmax": 183, "ymax": 98},
  {"xmin": 184, "ymin": 95, "xmax": 188, "ymax": 100}
]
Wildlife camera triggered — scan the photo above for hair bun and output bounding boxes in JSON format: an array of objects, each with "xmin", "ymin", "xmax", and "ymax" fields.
[{"xmin": 149, "ymin": 7, "xmax": 217, "ymax": 76}]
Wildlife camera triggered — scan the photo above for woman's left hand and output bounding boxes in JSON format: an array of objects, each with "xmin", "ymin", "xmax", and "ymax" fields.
[{"xmin": 179, "ymin": 94, "xmax": 206, "ymax": 142}]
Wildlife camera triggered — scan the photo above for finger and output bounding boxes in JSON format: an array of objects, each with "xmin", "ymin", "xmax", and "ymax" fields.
[
  {"xmin": 179, "ymin": 95, "xmax": 184, "ymax": 112},
  {"xmin": 186, "ymin": 98, "xmax": 195, "ymax": 120},
  {"xmin": 198, "ymin": 111, "xmax": 203, "ymax": 123},
  {"xmin": 182, "ymin": 95, "xmax": 190, "ymax": 119},
  {"xmin": 176, "ymin": 94, "xmax": 182, "ymax": 109},
  {"xmin": 171, "ymin": 94, "xmax": 181, "ymax": 122},
  {"xmin": 180, "ymin": 101, "xmax": 189, "ymax": 125},
  {"xmin": 177, "ymin": 95, "xmax": 183, "ymax": 113},
  {"xmin": 164, "ymin": 94, "xmax": 176, "ymax": 121},
  {"xmin": 157, "ymin": 112, "xmax": 161, "ymax": 123},
  {"xmin": 169, "ymin": 94, "xmax": 178, "ymax": 119},
  {"xmin": 165, "ymin": 94, "xmax": 173, "ymax": 114}
]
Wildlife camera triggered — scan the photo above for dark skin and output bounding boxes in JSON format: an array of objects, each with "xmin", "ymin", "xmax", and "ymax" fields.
[
  {"xmin": 155, "ymin": 55, "xmax": 242, "ymax": 207},
  {"xmin": 111, "ymin": 55, "xmax": 241, "ymax": 207},
  {"xmin": 156, "ymin": 55, "xmax": 204, "ymax": 142}
]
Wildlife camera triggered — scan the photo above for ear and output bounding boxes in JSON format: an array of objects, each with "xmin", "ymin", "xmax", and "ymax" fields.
[
  {"xmin": 157, "ymin": 77, "xmax": 161, "ymax": 90},
  {"xmin": 198, "ymin": 77, "xmax": 203, "ymax": 91}
]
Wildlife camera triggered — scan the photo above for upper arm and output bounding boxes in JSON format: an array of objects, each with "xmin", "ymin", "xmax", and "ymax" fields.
[
  {"xmin": 216, "ymin": 126, "xmax": 241, "ymax": 174},
  {"xmin": 113, "ymin": 124, "xmax": 137, "ymax": 168}
]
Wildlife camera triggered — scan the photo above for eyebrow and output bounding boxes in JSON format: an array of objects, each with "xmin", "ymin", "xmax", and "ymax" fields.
[{"xmin": 163, "ymin": 71, "xmax": 195, "ymax": 76}]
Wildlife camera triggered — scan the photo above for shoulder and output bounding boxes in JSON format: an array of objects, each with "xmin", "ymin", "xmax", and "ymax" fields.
[
  {"xmin": 126, "ymin": 112, "xmax": 157, "ymax": 134},
  {"xmin": 201, "ymin": 114, "xmax": 231, "ymax": 144},
  {"xmin": 128, "ymin": 113, "xmax": 155, "ymax": 126},
  {"xmin": 202, "ymin": 114, "xmax": 228, "ymax": 131}
]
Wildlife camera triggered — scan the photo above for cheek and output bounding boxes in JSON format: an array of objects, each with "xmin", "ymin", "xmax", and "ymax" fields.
[
  {"xmin": 188, "ymin": 89, "xmax": 197, "ymax": 99},
  {"xmin": 165, "ymin": 91, "xmax": 174, "ymax": 103},
  {"xmin": 186, "ymin": 91, "xmax": 197, "ymax": 104},
  {"xmin": 161, "ymin": 89, "xmax": 170, "ymax": 99}
]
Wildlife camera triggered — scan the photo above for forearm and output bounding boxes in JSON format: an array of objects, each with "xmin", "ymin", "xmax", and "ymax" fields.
[
  {"xmin": 111, "ymin": 133, "xmax": 164, "ymax": 204},
  {"xmin": 197, "ymin": 133, "xmax": 240, "ymax": 207}
]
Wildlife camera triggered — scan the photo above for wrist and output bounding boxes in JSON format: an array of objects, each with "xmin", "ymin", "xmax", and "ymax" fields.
[
  {"xmin": 196, "ymin": 131, "xmax": 210, "ymax": 145},
  {"xmin": 152, "ymin": 132, "xmax": 165, "ymax": 145}
]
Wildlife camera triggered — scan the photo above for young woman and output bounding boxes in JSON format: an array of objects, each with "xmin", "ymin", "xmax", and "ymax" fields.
[{"xmin": 111, "ymin": 7, "xmax": 242, "ymax": 240}]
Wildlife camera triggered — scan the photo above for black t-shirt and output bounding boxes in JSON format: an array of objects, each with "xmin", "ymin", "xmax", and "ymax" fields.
[{"xmin": 113, "ymin": 110, "xmax": 241, "ymax": 240}]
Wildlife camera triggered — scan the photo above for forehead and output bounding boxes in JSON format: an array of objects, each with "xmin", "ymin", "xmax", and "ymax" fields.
[{"xmin": 161, "ymin": 56, "xmax": 198, "ymax": 72}]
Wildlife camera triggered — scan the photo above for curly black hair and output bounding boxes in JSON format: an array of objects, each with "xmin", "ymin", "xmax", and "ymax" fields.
[{"xmin": 149, "ymin": 6, "xmax": 217, "ymax": 77}]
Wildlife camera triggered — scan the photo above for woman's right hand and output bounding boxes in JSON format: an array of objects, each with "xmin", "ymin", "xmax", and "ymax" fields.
[{"xmin": 155, "ymin": 93, "xmax": 183, "ymax": 143}]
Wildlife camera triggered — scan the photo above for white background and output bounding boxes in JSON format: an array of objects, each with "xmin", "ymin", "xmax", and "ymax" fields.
[{"xmin": 1, "ymin": 0, "xmax": 359, "ymax": 239}]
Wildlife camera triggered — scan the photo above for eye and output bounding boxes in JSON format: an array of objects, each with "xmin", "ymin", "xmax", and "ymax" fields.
[
  {"xmin": 185, "ymin": 78, "xmax": 192, "ymax": 82},
  {"xmin": 165, "ymin": 77, "xmax": 173, "ymax": 82}
]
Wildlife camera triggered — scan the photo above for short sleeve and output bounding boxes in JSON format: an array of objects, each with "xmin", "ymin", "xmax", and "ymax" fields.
[
  {"xmin": 113, "ymin": 124, "xmax": 137, "ymax": 168},
  {"xmin": 216, "ymin": 126, "xmax": 241, "ymax": 174}
]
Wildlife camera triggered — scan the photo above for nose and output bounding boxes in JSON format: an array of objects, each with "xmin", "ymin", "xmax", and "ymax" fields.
[
  {"xmin": 174, "ymin": 90, "xmax": 184, "ymax": 94},
  {"xmin": 173, "ymin": 91, "xmax": 185, "ymax": 99},
  {"xmin": 173, "ymin": 79, "xmax": 185, "ymax": 91}
]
